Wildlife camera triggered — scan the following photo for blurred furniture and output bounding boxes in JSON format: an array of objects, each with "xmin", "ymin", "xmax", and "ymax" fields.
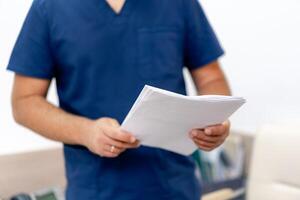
[
  {"xmin": 202, "ymin": 120, "xmax": 300, "ymax": 200},
  {"xmin": 202, "ymin": 188, "xmax": 235, "ymax": 200},
  {"xmin": 247, "ymin": 121, "xmax": 300, "ymax": 200},
  {"xmin": 0, "ymin": 129, "xmax": 256, "ymax": 199},
  {"xmin": 226, "ymin": 130, "xmax": 254, "ymax": 178},
  {"xmin": 200, "ymin": 130, "xmax": 253, "ymax": 199},
  {"xmin": 0, "ymin": 148, "xmax": 66, "ymax": 198}
]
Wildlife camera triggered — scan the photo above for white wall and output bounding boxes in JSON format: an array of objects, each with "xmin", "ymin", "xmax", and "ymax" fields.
[
  {"xmin": 0, "ymin": 0, "xmax": 60, "ymax": 155},
  {"xmin": 1, "ymin": 0, "xmax": 300, "ymax": 155},
  {"xmin": 201, "ymin": 0, "xmax": 300, "ymax": 132}
]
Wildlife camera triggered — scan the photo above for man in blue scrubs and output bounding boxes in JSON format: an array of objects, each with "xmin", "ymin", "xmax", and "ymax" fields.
[{"xmin": 8, "ymin": 0, "xmax": 232, "ymax": 199}]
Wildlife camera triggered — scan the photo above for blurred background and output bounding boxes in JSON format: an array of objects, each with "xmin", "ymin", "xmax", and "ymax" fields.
[{"xmin": 1, "ymin": 0, "xmax": 300, "ymax": 199}]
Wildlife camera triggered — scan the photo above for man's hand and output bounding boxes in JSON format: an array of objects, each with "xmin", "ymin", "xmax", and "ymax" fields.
[
  {"xmin": 83, "ymin": 117, "xmax": 140, "ymax": 158},
  {"xmin": 11, "ymin": 75, "xmax": 140, "ymax": 158},
  {"xmin": 189, "ymin": 121, "xmax": 230, "ymax": 151}
]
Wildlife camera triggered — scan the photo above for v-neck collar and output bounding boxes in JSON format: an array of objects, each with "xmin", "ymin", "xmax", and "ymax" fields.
[
  {"xmin": 104, "ymin": 0, "xmax": 126, "ymax": 15},
  {"xmin": 100, "ymin": 0, "xmax": 135, "ymax": 17}
]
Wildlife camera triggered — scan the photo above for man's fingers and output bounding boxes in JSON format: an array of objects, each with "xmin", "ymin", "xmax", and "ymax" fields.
[
  {"xmin": 105, "ymin": 136, "xmax": 140, "ymax": 149},
  {"xmin": 190, "ymin": 120, "xmax": 230, "ymax": 152},
  {"xmin": 193, "ymin": 138, "xmax": 217, "ymax": 148},
  {"xmin": 104, "ymin": 144, "xmax": 124, "ymax": 154},
  {"xmin": 100, "ymin": 144, "xmax": 127, "ymax": 158},
  {"xmin": 190, "ymin": 130, "xmax": 222, "ymax": 143},
  {"xmin": 222, "ymin": 120, "xmax": 230, "ymax": 128},
  {"xmin": 190, "ymin": 129, "xmax": 205, "ymax": 137},
  {"xmin": 204, "ymin": 124, "xmax": 226, "ymax": 136},
  {"xmin": 193, "ymin": 138, "xmax": 215, "ymax": 146},
  {"xmin": 104, "ymin": 127, "xmax": 137, "ymax": 144},
  {"xmin": 99, "ymin": 117, "xmax": 120, "ymax": 128},
  {"xmin": 128, "ymin": 140, "xmax": 140, "ymax": 148},
  {"xmin": 102, "ymin": 151, "xmax": 119, "ymax": 158},
  {"xmin": 197, "ymin": 144, "xmax": 214, "ymax": 152},
  {"xmin": 109, "ymin": 118, "xmax": 121, "ymax": 128}
]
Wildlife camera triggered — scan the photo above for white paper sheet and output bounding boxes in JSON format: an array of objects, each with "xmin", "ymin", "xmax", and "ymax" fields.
[{"xmin": 121, "ymin": 85, "xmax": 246, "ymax": 156}]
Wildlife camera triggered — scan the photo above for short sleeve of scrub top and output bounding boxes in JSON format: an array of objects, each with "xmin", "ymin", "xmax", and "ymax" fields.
[
  {"xmin": 183, "ymin": 0, "xmax": 224, "ymax": 70},
  {"xmin": 7, "ymin": 0, "xmax": 55, "ymax": 79},
  {"xmin": 7, "ymin": 0, "xmax": 225, "ymax": 200}
]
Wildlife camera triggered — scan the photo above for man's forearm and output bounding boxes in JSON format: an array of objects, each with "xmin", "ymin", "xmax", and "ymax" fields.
[
  {"xmin": 190, "ymin": 61, "xmax": 231, "ymax": 96},
  {"xmin": 13, "ymin": 95, "xmax": 92, "ymax": 146},
  {"xmin": 197, "ymin": 76, "xmax": 231, "ymax": 96}
]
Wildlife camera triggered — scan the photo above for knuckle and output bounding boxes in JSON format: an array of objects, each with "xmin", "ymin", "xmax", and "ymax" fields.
[
  {"xmin": 103, "ymin": 117, "xmax": 111, "ymax": 122},
  {"xmin": 110, "ymin": 119, "xmax": 120, "ymax": 127},
  {"xmin": 98, "ymin": 117, "xmax": 110, "ymax": 124},
  {"xmin": 112, "ymin": 119, "xmax": 120, "ymax": 125}
]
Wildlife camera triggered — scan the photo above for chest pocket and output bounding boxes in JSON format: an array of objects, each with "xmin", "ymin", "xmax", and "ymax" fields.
[{"xmin": 137, "ymin": 27, "xmax": 184, "ymax": 80}]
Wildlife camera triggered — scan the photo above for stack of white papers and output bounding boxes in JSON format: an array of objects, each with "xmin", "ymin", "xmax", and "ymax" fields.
[{"xmin": 121, "ymin": 85, "xmax": 246, "ymax": 156}]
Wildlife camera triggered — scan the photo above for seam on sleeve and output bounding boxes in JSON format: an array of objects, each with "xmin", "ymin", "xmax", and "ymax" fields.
[
  {"xmin": 186, "ymin": 50, "xmax": 224, "ymax": 71},
  {"xmin": 7, "ymin": 64, "xmax": 53, "ymax": 80}
]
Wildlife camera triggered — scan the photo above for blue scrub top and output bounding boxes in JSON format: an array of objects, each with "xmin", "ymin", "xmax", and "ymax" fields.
[{"xmin": 7, "ymin": 0, "xmax": 224, "ymax": 199}]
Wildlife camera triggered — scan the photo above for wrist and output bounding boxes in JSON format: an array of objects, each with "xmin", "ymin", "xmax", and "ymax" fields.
[{"xmin": 75, "ymin": 117, "xmax": 95, "ymax": 147}]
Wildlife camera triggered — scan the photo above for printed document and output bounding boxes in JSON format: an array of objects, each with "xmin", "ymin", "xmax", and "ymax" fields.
[{"xmin": 121, "ymin": 85, "xmax": 246, "ymax": 155}]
